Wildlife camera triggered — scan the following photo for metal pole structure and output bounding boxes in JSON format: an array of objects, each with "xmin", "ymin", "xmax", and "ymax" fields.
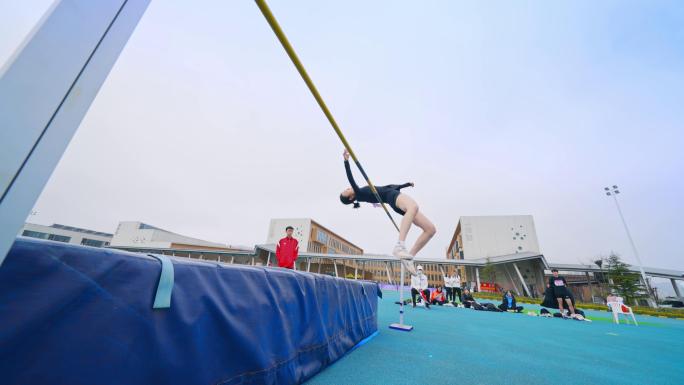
[
  {"xmin": 512, "ymin": 263, "xmax": 530, "ymax": 297},
  {"xmin": 385, "ymin": 262, "xmax": 394, "ymax": 286},
  {"xmin": 0, "ymin": 0, "xmax": 151, "ymax": 265},
  {"xmin": 605, "ymin": 186, "xmax": 654, "ymax": 304},
  {"xmin": 307, "ymin": 258, "xmax": 311, "ymax": 272},
  {"xmin": 389, "ymin": 261, "xmax": 413, "ymax": 331}
]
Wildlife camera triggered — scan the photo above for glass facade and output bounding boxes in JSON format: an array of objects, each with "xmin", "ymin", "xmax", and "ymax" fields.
[
  {"xmin": 22, "ymin": 230, "xmax": 48, "ymax": 239},
  {"xmin": 81, "ymin": 238, "xmax": 105, "ymax": 247},
  {"xmin": 47, "ymin": 234, "xmax": 71, "ymax": 243}
]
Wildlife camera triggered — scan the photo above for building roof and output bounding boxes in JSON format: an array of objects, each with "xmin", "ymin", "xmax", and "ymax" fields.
[
  {"xmin": 256, "ymin": 245, "xmax": 546, "ymax": 267},
  {"xmin": 48, "ymin": 223, "xmax": 113, "ymax": 237},
  {"xmin": 547, "ymin": 262, "xmax": 684, "ymax": 280}
]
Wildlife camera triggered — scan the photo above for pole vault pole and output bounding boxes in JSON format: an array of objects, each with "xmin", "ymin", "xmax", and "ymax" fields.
[{"xmin": 254, "ymin": 0, "xmax": 400, "ymax": 233}]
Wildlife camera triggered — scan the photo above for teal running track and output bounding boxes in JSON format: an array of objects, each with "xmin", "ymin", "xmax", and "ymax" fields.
[{"xmin": 306, "ymin": 290, "xmax": 684, "ymax": 385}]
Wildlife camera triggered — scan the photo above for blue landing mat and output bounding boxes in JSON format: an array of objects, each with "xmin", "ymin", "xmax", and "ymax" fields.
[{"xmin": 0, "ymin": 238, "xmax": 379, "ymax": 385}]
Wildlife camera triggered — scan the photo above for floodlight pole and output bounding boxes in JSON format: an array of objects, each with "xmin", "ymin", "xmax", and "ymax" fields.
[{"xmin": 604, "ymin": 186, "xmax": 654, "ymax": 305}]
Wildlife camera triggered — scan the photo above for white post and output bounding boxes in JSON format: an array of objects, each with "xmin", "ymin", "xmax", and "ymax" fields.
[
  {"xmin": 399, "ymin": 262, "xmax": 405, "ymax": 324},
  {"xmin": 389, "ymin": 261, "xmax": 413, "ymax": 331},
  {"xmin": 475, "ymin": 267, "xmax": 481, "ymax": 292},
  {"xmin": 385, "ymin": 262, "xmax": 394, "ymax": 285},
  {"xmin": 0, "ymin": 0, "xmax": 151, "ymax": 265},
  {"xmin": 672, "ymin": 279, "xmax": 682, "ymax": 298},
  {"xmin": 333, "ymin": 259, "xmax": 338, "ymax": 277},
  {"xmin": 307, "ymin": 258, "xmax": 311, "ymax": 272},
  {"xmin": 354, "ymin": 261, "xmax": 358, "ymax": 280},
  {"xmin": 513, "ymin": 263, "xmax": 531, "ymax": 297},
  {"xmin": 504, "ymin": 265, "xmax": 521, "ymax": 296},
  {"xmin": 266, "ymin": 252, "xmax": 271, "ymax": 267}
]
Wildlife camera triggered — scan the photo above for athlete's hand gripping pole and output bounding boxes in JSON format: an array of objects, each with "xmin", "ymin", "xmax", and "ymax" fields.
[{"xmin": 254, "ymin": 0, "xmax": 400, "ymax": 233}]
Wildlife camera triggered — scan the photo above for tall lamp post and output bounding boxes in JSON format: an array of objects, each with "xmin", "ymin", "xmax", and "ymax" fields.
[{"xmin": 604, "ymin": 185, "xmax": 654, "ymax": 304}]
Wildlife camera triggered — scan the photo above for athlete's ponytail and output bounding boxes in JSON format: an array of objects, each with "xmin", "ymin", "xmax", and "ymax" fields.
[{"xmin": 340, "ymin": 194, "xmax": 361, "ymax": 209}]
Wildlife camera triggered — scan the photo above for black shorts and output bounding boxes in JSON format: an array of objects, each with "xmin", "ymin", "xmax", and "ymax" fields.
[
  {"xmin": 553, "ymin": 287, "xmax": 571, "ymax": 299},
  {"xmin": 386, "ymin": 190, "xmax": 405, "ymax": 215}
]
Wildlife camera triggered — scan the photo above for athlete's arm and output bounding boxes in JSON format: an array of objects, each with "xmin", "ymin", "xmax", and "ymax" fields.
[{"xmin": 344, "ymin": 160, "xmax": 361, "ymax": 194}]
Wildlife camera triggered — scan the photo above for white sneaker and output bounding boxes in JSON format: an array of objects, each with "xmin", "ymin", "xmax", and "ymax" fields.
[
  {"xmin": 401, "ymin": 259, "xmax": 417, "ymax": 275},
  {"xmin": 392, "ymin": 244, "xmax": 414, "ymax": 260}
]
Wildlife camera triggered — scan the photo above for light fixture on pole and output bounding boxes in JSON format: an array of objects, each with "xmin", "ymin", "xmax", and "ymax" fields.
[{"xmin": 604, "ymin": 185, "xmax": 653, "ymax": 302}]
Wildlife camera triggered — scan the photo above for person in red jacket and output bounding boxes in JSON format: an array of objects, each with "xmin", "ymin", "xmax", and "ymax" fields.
[
  {"xmin": 276, "ymin": 226, "xmax": 299, "ymax": 269},
  {"xmin": 430, "ymin": 286, "xmax": 447, "ymax": 306}
]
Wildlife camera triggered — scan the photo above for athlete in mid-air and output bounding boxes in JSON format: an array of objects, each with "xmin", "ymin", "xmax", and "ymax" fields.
[{"xmin": 339, "ymin": 149, "xmax": 436, "ymax": 275}]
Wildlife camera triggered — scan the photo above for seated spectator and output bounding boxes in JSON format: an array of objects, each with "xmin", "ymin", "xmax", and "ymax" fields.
[
  {"xmin": 498, "ymin": 290, "xmax": 524, "ymax": 313},
  {"xmin": 462, "ymin": 289, "xmax": 477, "ymax": 309},
  {"xmin": 541, "ymin": 285, "xmax": 587, "ymax": 318},
  {"xmin": 461, "ymin": 289, "xmax": 500, "ymax": 311},
  {"xmin": 430, "ymin": 286, "xmax": 447, "ymax": 306},
  {"xmin": 410, "ymin": 265, "xmax": 430, "ymax": 308}
]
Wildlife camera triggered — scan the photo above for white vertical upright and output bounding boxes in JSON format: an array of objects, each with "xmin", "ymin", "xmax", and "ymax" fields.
[
  {"xmin": 389, "ymin": 262, "xmax": 413, "ymax": 331},
  {"xmin": 0, "ymin": 0, "xmax": 151, "ymax": 265}
]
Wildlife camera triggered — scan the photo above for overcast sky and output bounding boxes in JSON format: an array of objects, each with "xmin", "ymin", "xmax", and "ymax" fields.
[{"xmin": 2, "ymin": 1, "xmax": 683, "ymax": 270}]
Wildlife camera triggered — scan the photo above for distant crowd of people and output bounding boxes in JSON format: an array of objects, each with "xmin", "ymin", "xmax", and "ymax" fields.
[
  {"xmin": 408, "ymin": 265, "xmax": 525, "ymax": 313},
  {"xmin": 407, "ymin": 265, "xmax": 588, "ymax": 320},
  {"xmin": 274, "ymin": 226, "xmax": 588, "ymax": 320}
]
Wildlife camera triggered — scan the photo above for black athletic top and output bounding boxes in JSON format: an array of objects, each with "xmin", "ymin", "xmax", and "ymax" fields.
[
  {"xmin": 344, "ymin": 160, "xmax": 411, "ymax": 214},
  {"xmin": 549, "ymin": 276, "xmax": 570, "ymax": 297}
]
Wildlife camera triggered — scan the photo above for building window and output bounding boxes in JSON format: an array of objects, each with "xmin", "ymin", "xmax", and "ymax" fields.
[
  {"xmin": 81, "ymin": 238, "xmax": 105, "ymax": 247},
  {"xmin": 22, "ymin": 230, "xmax": 49, "ymax": 239},
  {"xmin": 317, "ymin": 231, "xmax": 329, "ymax": 244},
  {"xmin": 48, "ymin": 234, "xmax": 71, "ymax": 243}
]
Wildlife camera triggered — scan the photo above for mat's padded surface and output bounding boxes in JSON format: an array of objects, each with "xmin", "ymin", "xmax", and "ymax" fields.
[{"xmin": 0, "ymin": 238, "xmax": 379, "ymax": 385}]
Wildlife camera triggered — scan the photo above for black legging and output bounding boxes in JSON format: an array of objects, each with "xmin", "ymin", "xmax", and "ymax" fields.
[
  {"xmin": 445, "ymin": 287, "xmax": 454, "ymax": 302},
  {"xmin": 498, "ymin": 304, "xmax": 524, "ymax": 312},
  {"xmin": 453, "ymin": 287, "xmax": 462, "ymax": 302},
  {"xmin": 411, "ymin": 288, "xmax": 430, "ymax": 306}
]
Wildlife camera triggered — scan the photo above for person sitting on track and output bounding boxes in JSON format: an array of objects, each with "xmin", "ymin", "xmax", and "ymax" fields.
[
  {"xmin": 340, "ymin": 149, "xmax": 436, "ymax": 275},
  {"xmin": 498, "ymin": 290, "xmax": 524, "ymax": 313},
  {"xmin": 430, "ymin": 285, "xmax": 447, "ymax": 306},
  {"xmin": 410, "ymin": 265, "xmax": 430, "ymax": 308},
  {"xmin": 462, "ymin": 289, "xmax": 500, "ymax": 311},
  {"xmin": 548, "ymin": 269, "xmax": 577, "ymax": 318},
  {"xmin": 462, "ymin": 289, "xmax": 477, "ymax": 309},
  {"xmin": 541, "ymin": 285, "xmax": 586, "ymax": 318}
]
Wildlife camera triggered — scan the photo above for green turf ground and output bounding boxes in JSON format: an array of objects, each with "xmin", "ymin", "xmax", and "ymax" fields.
[{"xmin": 306, "ymin": 290, "xmax": 684, "ymax": 385}]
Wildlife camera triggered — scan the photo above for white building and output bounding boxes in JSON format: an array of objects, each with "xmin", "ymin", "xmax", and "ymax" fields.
[
  {"xmin": 20, "ymin": 223, "xmax": 113, "ymax": 247},
  {"xmin": 110, "ymin": 221, "xmax": 238, "ymax": 250},
  {"xmin": 447, "ymin": 215, "xmax": 541, "ymax": 260},
  {"xmin": 266, "ymin": 218, "xmax": 363, "ymax": 255}
]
